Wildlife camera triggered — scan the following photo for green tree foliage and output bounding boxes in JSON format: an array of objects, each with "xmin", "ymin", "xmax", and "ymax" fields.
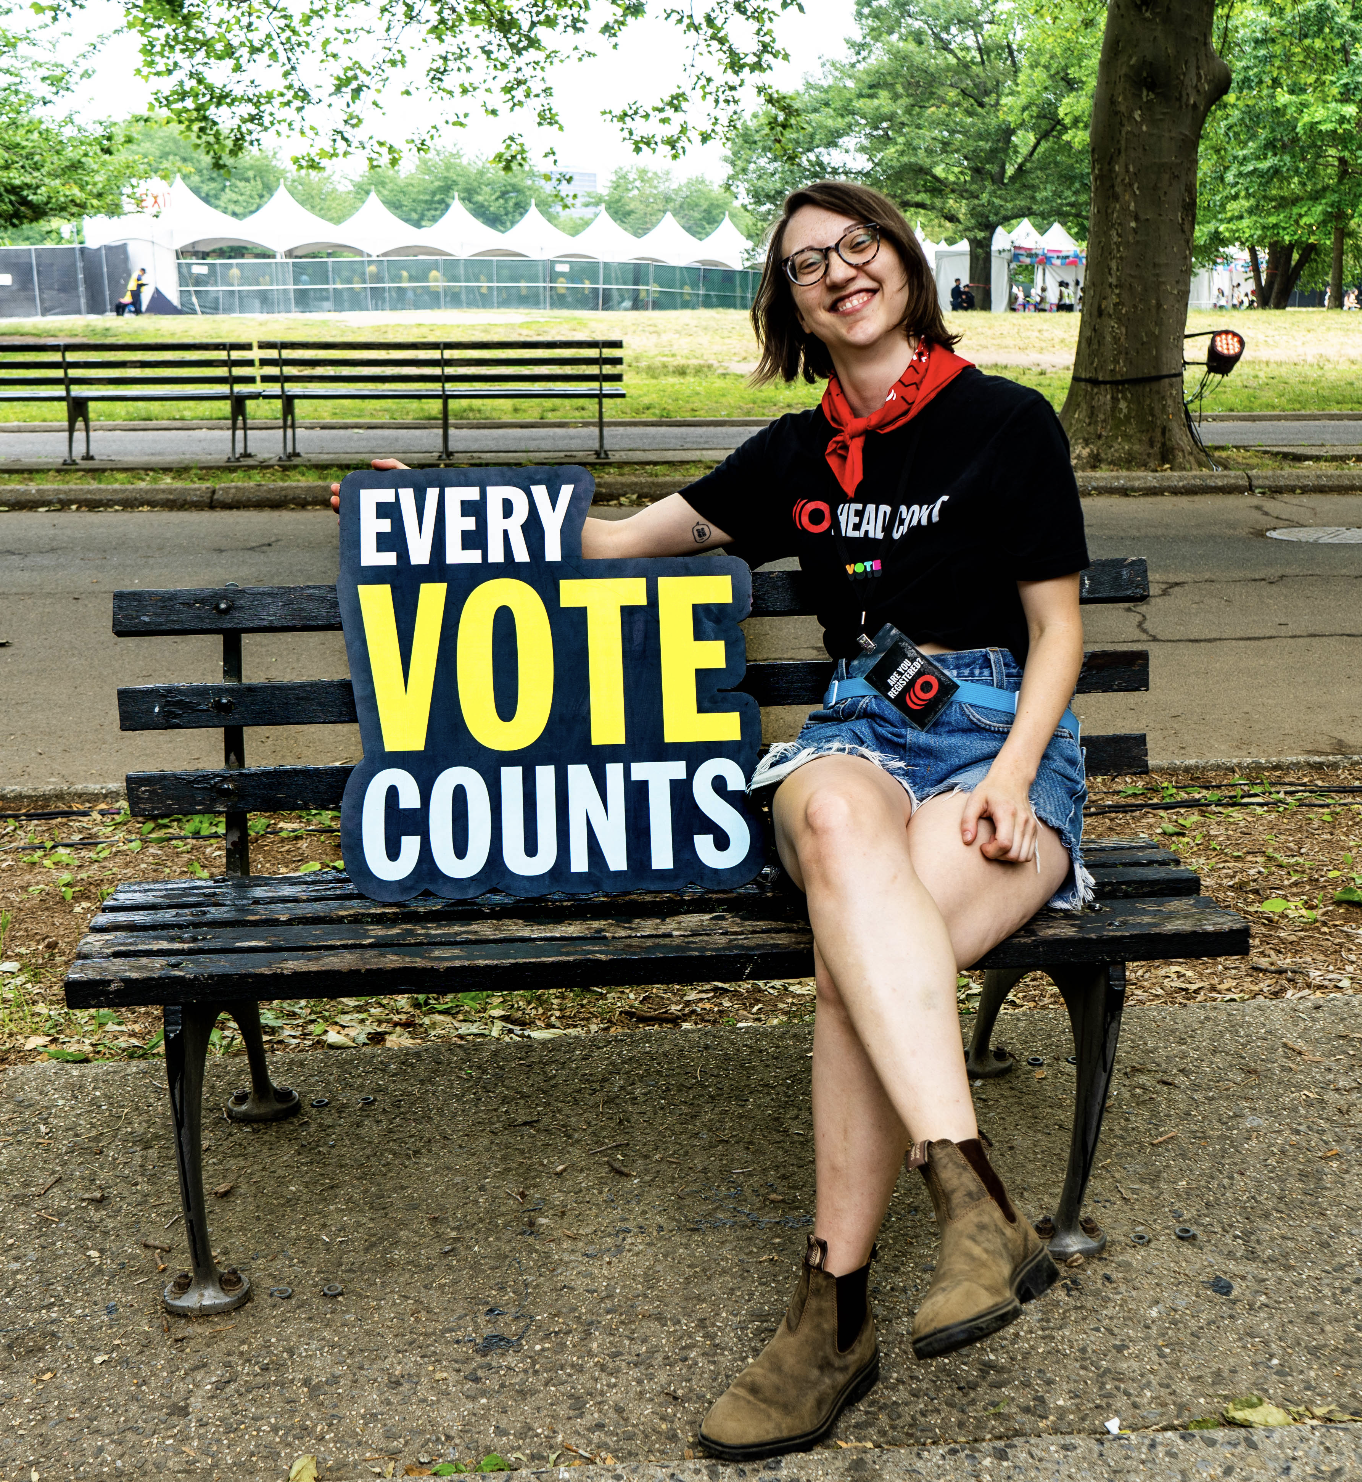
[
  {"xmin": 1198, "ymin": 0, "xmax": 1362, "ymax": 307},
  {"xmin": 50, "ymin": 0, "xmax": 801, "ymax": 173},
  {"xmin": 727, "ymin": 0, "xmax": 1102, "ymax": 288},
  {"xmin": 580, "ymin": 166, "xmax": 755, "ymax": 240},
  {"xmin": 0, "ymin": 30, "xmax": 146, "ymax": 235},
  {"xmin": 119, "ymin": 121, "xmax": 580, "ymax": 230}
]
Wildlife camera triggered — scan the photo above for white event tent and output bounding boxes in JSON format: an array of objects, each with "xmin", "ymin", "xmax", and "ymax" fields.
[
  {"xmin": 92, "ymin": 179, "xmax": 751, "ymax": 267},
  {"xmin": 83, "ymin": 177, "xmax": 757, "ymax": 307}
]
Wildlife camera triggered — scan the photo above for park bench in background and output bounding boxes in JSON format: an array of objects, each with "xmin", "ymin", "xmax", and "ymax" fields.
[
  {"xmin": 0, "ymin": 341, "xmax": 259, "ymax": 463},
  {"xmin": 256, "ymin": 340, "xmax": 624, "ymax": 460},
  {"xmin": 65, "ymin": 554, "xmax": 1249, "ymax": 1317},
  {"xmin": 0, "ymin": 339, "xmax": 625, "ymax": 463}
]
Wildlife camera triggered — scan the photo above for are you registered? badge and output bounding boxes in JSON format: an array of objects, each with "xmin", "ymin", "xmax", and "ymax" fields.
[{"xmin": 337, "ymin": 465, "xmax": 764, "ymax": 901}]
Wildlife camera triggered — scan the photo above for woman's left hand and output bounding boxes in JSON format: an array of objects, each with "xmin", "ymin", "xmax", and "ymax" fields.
[{"xmin": 960, "ymin": 767, "xmax": 1039, "ymax": 864}]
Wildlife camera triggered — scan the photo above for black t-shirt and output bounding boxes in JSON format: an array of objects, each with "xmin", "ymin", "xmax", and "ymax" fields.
[{"xmin": 681, "ymin": 366, "xmax": 1089, "ymax": 665}]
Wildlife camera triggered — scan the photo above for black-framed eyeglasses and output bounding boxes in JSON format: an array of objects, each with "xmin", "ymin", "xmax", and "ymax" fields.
[{"xmin": 782, "ymin": 222, "xmax": 881, "ymax": 286}]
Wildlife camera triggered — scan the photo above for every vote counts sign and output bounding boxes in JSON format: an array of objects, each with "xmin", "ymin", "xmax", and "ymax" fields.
[{"xmin": 337, "ymin": 465, "xmax": 764, "ymax": 901}]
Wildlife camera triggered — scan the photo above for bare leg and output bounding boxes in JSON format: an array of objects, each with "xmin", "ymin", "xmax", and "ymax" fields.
[
  {"xmin": 810, "ymin": 942, "xmax": 910, "ymax": 1275},
  {"xmin": 778, "ymin": 757, "xmax": 1070, "ymax": 1275}
]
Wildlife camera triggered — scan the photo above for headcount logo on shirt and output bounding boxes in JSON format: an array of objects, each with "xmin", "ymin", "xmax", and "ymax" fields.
[{"xmin": 336, "ymin": 465, "xmax": 764, "ymax": 902}]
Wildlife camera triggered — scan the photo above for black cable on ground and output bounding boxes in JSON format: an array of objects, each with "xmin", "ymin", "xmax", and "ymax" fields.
[{"xmin": 1086, "ymin": 797, "xmax": 1361, "ymax": 816}]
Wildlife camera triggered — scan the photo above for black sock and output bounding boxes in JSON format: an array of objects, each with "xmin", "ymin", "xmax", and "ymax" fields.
[{"xmin": 835, "ymin": 1261, "xmax": 870, "ymax": 1350}]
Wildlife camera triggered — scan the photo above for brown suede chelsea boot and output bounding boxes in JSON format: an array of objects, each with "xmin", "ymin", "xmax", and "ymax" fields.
[
  {"xmin": 698, "ymin": 1234, "xmax": 879, "ymax": 1460},
  {"xmin": 909, "ymin": 1137, "xmax": 1058, "ymax": 1360}
]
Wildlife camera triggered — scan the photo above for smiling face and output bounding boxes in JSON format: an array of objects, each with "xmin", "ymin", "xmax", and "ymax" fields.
[{"xmin": 783, "ymin": 204, "xmax": 914, "ymax": 363}]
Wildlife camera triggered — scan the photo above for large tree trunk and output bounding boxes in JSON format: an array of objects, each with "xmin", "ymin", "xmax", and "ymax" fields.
[
  {"xmin": 969, "ymin": 232, "xmax": 999, "ymax": 312},
  {"xmin": 1330, "ymin": 220, "xmax": 1345, "ymax": 310},
  {"xmin": 1270, "ymin": 242, "xmax": 1315, "ymax": 308},
  {"xmin": 1059, "ymin": 0, "xmax": 1230, "ymax": 469}
]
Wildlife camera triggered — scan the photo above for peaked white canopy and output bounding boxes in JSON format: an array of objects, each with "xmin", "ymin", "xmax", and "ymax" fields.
[
  {"xmin": 633, "ymin": 211, "xmax": 705, "ymax": 265},
  {"xmin": 426, "ymin": 195, "xmax": 507, "ymax": 258},
  {"xmin": 338, "ymin": 191, "xmax": 447, "ymax": 257},
  {"xmin": 692, "ymin": 214, "xmax": 750, "ymax": 269},
  {"xmin": 1039, "ymin": 221, "xmax": 1080, "ymax": 253},
  {"xmin": 87, "ymin": 180, "xmax": 759, "ymax": 268},
  {"xmin": 571, "ymin": 208, "xmax": 647, "ymax": 263},
  {"xmin": 1006, "ymin": 217, "xmax": 1044, "ymax": 250},
  {"xmin": 498, "ymin": 202, "xmax": 584, "ymax": 259},
  {"xmin": 237, "ymin": 184, "xmax": 361, "ymax": 256},
  {"xmin": 167, "ymin": 177, "xmax": 272, "ymax": 253}
]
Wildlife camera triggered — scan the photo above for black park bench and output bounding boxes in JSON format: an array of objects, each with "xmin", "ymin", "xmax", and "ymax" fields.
[
  {"xmin": 0, "ymin": 341, "xmax": 260, "ymax": 464},
  {"xmin": 0, "ymin": 339, "xmax": 625, "ymax": 464},
  {"xmin": 65, "ymin": 553, "xmax": 1250, "ymax": 1316}
]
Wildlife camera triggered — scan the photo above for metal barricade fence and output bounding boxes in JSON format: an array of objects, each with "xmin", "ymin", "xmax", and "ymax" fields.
[
  {"xmin": 0, "ymin": 244, "xmax": 130, "ymax": 318},
  {"xmin": 177, "ymin": 256, "xmax": 761, "ymax": 314}
]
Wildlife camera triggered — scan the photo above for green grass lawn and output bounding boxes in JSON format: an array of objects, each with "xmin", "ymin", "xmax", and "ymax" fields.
[{"xmin": 1, "ymin": 306, "xmax": 1358, "ymax": 421}]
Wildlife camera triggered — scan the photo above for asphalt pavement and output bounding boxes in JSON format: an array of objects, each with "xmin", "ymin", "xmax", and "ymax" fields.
[
  {"xmin": 2, "ymin": 416, "xmax": 1358, "ymax": 470},
  {"xmin": 1, "ymin": 493, "xmax": 1360, "ymax": 794}
]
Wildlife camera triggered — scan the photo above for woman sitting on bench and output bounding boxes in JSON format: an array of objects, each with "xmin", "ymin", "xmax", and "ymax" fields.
[
  {"xmin": 340, "ymin": 177, "xmax": 1091, "ymax": 1461},
  {"xmin": 586, "ymin": 180, "xmax": 1091, "ymax": 1459}
]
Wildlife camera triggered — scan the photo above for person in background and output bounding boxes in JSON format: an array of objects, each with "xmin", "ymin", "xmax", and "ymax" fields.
[
  {"xmin": 115, "ymin": 267, "xmax": 148, "ymax": 317},
  {"xmin": 1214, "ymin": 286, "xmax": 1226, "ymax": 309},
  {"xmin": 950, "ymin": 278, "xmax": 964, "ymax": 311}
]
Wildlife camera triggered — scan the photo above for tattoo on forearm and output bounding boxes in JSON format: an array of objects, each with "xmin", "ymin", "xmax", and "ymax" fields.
[{"xmin": 692, "ymin": 522, "xmax": 711, "ymax": 544}]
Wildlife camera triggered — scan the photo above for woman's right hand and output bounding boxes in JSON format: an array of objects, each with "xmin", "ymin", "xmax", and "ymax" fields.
[{"xmin": 330, "ymin": 457, "xmax": 410, "ymax": 513}]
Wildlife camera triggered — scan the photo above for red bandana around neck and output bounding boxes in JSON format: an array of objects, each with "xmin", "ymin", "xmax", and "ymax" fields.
[{"xmin": 819, "ymin": 340, "xmax": 973, "ymax": 498}]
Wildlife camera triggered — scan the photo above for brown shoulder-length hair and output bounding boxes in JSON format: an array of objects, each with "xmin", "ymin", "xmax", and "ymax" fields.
[{"xmin": 750, "ymin": 180, "xmax": 959, "ymax": 385}]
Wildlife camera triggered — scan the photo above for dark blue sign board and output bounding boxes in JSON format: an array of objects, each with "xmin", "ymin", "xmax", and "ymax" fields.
[{"xmin": 337, "ymin": 465, "xmax": 764, "ymax": 901}]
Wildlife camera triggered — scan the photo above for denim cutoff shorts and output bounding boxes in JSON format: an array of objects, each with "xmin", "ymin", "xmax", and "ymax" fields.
[{"xmin": 749, "ymin": 646, "xmax": 1092, "ymax": 910}]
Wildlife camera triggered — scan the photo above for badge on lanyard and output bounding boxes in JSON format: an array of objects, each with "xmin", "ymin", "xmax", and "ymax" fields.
[{"xmin": 854, "ymin": 623, "xmax": 958, "ymax": 730}]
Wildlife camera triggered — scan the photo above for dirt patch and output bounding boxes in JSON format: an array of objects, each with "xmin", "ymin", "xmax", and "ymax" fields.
[{"xmin": 0, "ymin": 997, "xmax": 1359, "ymax": 1479}]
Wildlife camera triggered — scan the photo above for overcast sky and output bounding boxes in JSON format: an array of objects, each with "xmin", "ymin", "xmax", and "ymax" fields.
[{"xmin": 72, "ymin": 0, "xmax": 855, "ymax": 183}]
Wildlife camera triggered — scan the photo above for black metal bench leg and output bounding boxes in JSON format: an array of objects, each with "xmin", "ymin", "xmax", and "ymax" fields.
[
  {"xmin": 1039, "ymin": 961, "xmax": 1126, "ymax": 1260},
  {"xmin": 162, "ymin": 1003, "xmax": 251, "ymax": 1315},
  {"xmin": 223, "ymin": 1001, "xmax": 301, "ymax": 1123},
  {"xmin": 964, "ymin": 969, "xmax": 1024, "ymax": 1078},
  {"xmin": 65, "ymin": 399, "xmax": 91, "ymax": 465}
]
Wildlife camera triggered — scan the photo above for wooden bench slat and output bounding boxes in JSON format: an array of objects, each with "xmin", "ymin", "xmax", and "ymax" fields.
[
  {"xmin": 115, "ymin": 649, "xmax": 1148, "ymax": 732},
  {"xmin": 111, "ymin": 558, "xmax": 1148, "ymax": 637},
  {"xmin": 84, "ymin": 858, "xmax": 1196, "ymax": 939},
  {"xmin": 125, "ymin": 729, "xmax": 1151, "ymax": 816},
  {"xmin": 126, "ymin": 765, "xmax": 352, "ymax": 815},
  {"xmin": 62, "ymin": 893, "xmax": 1249, "ymax": 1010},
  {"xmin": 118, "ymin": 679, "xmax": 358, "ymax": 731},
  {"xmin": 1082, "ymin": 733, "xmax": 1148, "ymax": 776},
  {"xmin": 88, "ymin": 838, "xmax": 1184, "ymax": 913},
  {"xmin": 113, "ymin": 585, "xmax": 342, "ymax": 637}
]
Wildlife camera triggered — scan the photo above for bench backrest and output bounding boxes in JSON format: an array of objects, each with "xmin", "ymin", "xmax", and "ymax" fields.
[
  {"xmin": 0, "ymin": 339, "xmax": 624, "ymax": 397},
  {"xmin": 0, "ymin": 342, "xmax": 263, "ymax": 395},
  {"xmin": 113, "ymin": 557, "xmax": 1150, "ymax": 875}
]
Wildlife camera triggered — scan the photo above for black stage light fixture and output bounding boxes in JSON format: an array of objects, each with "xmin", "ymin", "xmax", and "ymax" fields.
[{"xmin": 1206, "ymin": 328, "xmax": 1246, "ymax": 375}]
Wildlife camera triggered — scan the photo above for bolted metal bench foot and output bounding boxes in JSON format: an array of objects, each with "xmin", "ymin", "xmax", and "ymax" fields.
[
  {"xmin": 223, "ymin": 1001, "xmax": 300, "ymax": 1123},
  {"xmin": 965, "ymin": 969, "xmax": 1025, "ymax": 1078},
  {"xmin": 165, "ymin": 1263, "xmax": 252, "ymax": 1317}
]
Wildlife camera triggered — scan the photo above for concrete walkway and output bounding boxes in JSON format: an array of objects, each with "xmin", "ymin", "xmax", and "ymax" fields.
[{"xmin": 1, "ymin": 997, "xmax": 1359, "ymax": 1479}]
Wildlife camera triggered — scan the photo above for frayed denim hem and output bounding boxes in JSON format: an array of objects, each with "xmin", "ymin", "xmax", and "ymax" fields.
[{"xmin": 748, "ymin": 738, "xmax": 920, "ymax": 808}]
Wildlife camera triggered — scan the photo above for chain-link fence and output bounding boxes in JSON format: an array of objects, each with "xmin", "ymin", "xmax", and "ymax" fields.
[
  {"xmin": 178, "ymin": 256, "xmax": 761, "ymax": 314},
  {"xmin": 0, "ymin": 245, "xmax": 130, "ymax": 318}
]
